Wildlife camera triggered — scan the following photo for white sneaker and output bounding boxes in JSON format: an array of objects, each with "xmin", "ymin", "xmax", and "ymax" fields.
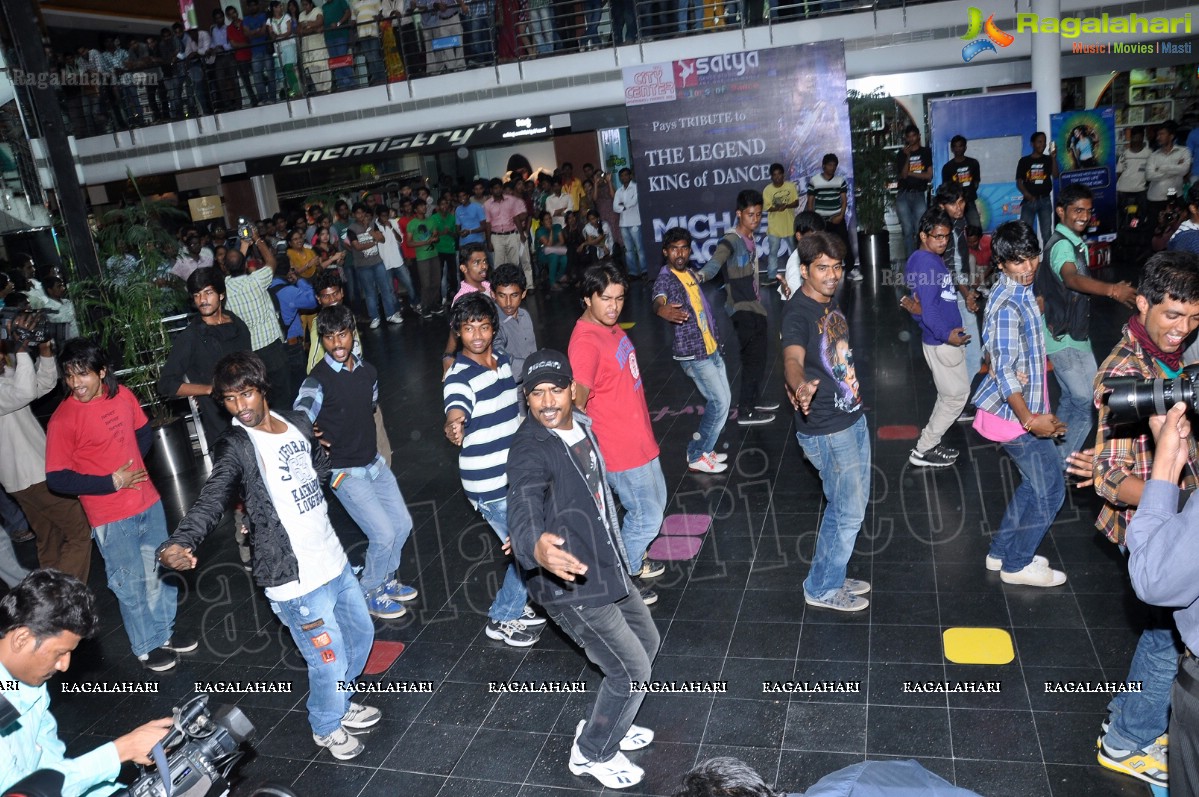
[
  {"xmin": 313, "ymin": 726, "xmax": 364, "ymax": 760},
  {"xmin": 711, "ymin": 452, "xmax": 729, "ymax": 463},
  {"xmin": 846, "ymin": 268, "xmax": 864, "ymax": 282},
  {"xmin": 520, "ymin": 604, "xmax": 547, "ymax": 627},
  {"xmin": 570, "ymin": 721, "xmax": 644, "ymax": 789},
  {"xmin": 999, "ymin": 557, "xmax": 1067, "ymax": 587},
  {"xmin": 986, "ymin": 553, "xmax": 1047, "ymax": 572},
  {"xmin": 387, "ymin": 311, "xmax": 404, "ymax": 325},
  {"xmin": 688, "ymin": 453, "xmax": 728, "ymax": 474},
  {"xmin": 369, "ymin": 318, "xmax": 381, "ymax": 329},
  {"xmin": 573, "ymin": 718, "xmax": 654, "ymax": 752}
]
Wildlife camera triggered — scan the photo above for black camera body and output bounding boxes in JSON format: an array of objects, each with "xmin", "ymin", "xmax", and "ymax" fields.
[
  {"xmin": 0, "ymin": 307, "xmax": 48, "ymax": 345},
  {"xmin": 1104, "ymin": 364, "xmax": 1199, "ymax": 424},
  {"xmin": 126, "ymin": 694, "xmax": 256, "ymax": 797}
]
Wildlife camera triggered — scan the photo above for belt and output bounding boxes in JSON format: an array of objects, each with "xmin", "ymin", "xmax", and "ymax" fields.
[
  {"xmin": 285, "ymin": 336, "xmax": 303, "ymax": 346},
  {"xmin": 492, "ymin": 230, "xmax": 517, "ymax": 235}
]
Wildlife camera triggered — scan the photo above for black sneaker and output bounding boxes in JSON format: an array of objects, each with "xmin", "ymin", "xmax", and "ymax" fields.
[
  {"xmin": 754, "ymin": 400, "xmax": 781, "ymax": 412},
  {"xmin": 138, "ymin": 647, "xmax": 178, "ymax": 672},
  {"xmin": 162, "ymin": 634, "xmax": 198, "ymax": 653},
  {"xmin": 909, "ymin": 446, "xmax": 956, "ymax": 468},
  {"xmin": 638, "ymin": 586, "xmax": 659, "ymax": 606},
  {"xmin": 737, "ymin": 410, "xmax": 775, "ymax": 426},
  {"xmin": 931, "ymin": 443, "xmax": 959, "ymax": 460},
  {"xmin": 485, "ymin": 619, "xmax": 539, "ymax": 647}
]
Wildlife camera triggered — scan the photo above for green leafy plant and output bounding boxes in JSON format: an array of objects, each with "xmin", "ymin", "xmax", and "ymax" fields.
[
  {"xmin": 847, "ymin": 88, "xmax": 896, "ymax": 235},
  {"xmin": 74, "ymin": 176, "xmax": 187, "ymax": 423}
]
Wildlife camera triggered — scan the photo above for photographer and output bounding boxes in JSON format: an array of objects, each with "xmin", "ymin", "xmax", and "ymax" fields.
[
  {"xmin": 0, "ymin": 569, "xmax": 171, "ymax": 797},
  {"xmin": 1152, "ymin": 190, "xmax": 1186, "ymax": 252},
  {"xmin": 1167, "ymin": 184, "xmax": 1199, "ymax": 255},
  {"xmin": 1087, "ymin": 251, "xmax": 1199, "ymax": 787}
]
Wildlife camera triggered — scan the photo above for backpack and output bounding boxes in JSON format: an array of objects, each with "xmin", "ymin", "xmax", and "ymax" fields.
[{"xmin": 1035, "ymin": 230, "xmax": 1090, "ymax": 341}]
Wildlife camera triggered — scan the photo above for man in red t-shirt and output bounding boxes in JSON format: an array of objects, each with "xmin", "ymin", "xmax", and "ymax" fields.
[
  {"xmin": 568, "ymin": 264, "xmax": 666, "ymax": 604},
  {"xmin": 44, "ymin": 339, "xmax": 193, "ymax": 673}
]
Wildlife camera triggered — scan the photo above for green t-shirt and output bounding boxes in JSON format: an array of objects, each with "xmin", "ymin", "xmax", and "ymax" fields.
[
  {"xmin": 406, "ymin": 217, "xmax": 437, "ymax": 260},
  {"xmin": 432, "ymin": 211, "xmax": 458, "ymax": 255},
  {"xmin": 1042, "ymin": 222, "xmax": 1090, "ymax": 355}
]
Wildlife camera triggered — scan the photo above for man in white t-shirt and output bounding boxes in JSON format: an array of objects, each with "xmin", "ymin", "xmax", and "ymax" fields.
[{"xmin": 159, "ymin": 351, "xmax": 379, "ymax": 763}]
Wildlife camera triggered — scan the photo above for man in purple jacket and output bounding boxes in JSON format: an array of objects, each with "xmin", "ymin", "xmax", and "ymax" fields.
[{"xmin": 901, "ymin": 208, "xmax": 971, "ymax": 468}]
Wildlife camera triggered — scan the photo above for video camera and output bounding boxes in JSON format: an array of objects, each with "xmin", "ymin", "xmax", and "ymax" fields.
[
  {"xmin": 1104, "ymin": 364, "xmax": 1199, "ymax": 424},
  {"xmin": 126, "ymin": 694, "xmax": 256, "ymax": 797}
]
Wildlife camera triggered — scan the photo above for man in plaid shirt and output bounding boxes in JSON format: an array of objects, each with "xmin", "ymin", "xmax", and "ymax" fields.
[{"xmin": 1089, "ymin": 250, "xmax": 1199, "ymax": 787}]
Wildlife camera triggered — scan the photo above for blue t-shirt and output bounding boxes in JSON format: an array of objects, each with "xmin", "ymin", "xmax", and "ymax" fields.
[
  {"xmin": 244, "ymin": 12, "xmax": 270, "ymax": 55},
  {"xmin": 455, "ymin": 202, "xmax": 487, "ymax": 246},
  {"xmin": 904, "ymin": 249, "xmax": 963, "ymax": 346}
]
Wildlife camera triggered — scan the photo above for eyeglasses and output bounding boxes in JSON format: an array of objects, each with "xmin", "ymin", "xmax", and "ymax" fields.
[{"xmin": 927, "ymin": 233, "xmax": 950, "ymax": 240}]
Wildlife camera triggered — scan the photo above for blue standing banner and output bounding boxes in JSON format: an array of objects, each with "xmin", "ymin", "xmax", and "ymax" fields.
[{"xmin": 1051, "ymin": 108, "xmax": 1118, "ymax": 241}]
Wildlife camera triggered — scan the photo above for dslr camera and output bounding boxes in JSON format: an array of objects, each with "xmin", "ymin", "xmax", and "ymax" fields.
[
  {"xmin": 1104, "ymin": 364, "xmax": 1199, "ymax": 423},
  {"xmin": 126, "ymin": 693, "xmax": 256, "ymax": 797},
  {"xmin": 0, "ymin": 307, "xmax": 48, "ymax": 345}
]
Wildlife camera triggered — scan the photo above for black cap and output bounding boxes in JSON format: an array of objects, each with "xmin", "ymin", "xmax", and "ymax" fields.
[{"xmin": 522, "ymin": 349, "xmax": 573, "ymax": 393}]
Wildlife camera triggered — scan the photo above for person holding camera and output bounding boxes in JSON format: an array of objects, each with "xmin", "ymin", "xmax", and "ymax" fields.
[
  {"xmin": 1167, "ymin": 184, "xmax": 1199, "ymax": 255},
  {"xmin": 0, "ymin": 569, "xmax": 173, "ymax": 796},
  {"xmin": 1083, "ymin": 251, "xmax": 1199, "ymax": 788}
]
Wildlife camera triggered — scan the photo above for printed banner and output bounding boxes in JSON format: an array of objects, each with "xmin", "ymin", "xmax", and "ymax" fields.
[
  {"xmin": 1051, "ymin": 108, "xmax": 1118, "ymax": 240},
  {"xmin": 622, "ymin": 41, "xmax": 853, "ymax": 263}
]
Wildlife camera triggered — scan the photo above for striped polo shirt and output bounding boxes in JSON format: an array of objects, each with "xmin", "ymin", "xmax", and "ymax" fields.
[{"xmin": 443, "ymin": 352, "xmax": 520, "ymax": 507}]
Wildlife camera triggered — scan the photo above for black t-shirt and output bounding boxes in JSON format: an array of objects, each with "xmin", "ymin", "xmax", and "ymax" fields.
[
  {"xmin": 780, "ymin": 291, "xmax": 862, "ymax": 435},
  {"xmin": 896, "ymin": 146, "xmax": 933, "ymax": 192},
  {"xmin": 941, "ymin": 157, "xmax": 981, "ymax": 202},
  {"xmin": 1016, "ymin": 154, "xmax": 1054, "ymax": 197}
]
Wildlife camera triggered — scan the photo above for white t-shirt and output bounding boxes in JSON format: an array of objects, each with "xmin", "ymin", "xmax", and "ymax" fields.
[
  {"xmin": 781, "ymin": 249, "xmax": 802, "ymax": 300},
  {"xmin": 241, "ymin": 413, "xmax": 348, "ymax": 602}
]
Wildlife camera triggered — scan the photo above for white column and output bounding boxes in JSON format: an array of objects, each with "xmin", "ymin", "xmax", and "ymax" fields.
[{"xmin": 1031, "ymin": 0, "xmax": 1061, "ymax": 136}]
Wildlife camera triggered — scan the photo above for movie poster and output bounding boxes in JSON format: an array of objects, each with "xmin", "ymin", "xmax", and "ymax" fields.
[{"xmin": 1051, "ymin": 108, "xmax": 1118, "ymax": 240}]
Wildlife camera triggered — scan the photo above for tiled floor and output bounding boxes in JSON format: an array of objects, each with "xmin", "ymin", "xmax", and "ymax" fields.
[{"xmin": 33, "ymin": 257, "xmax": 1159, "ymax": 797}]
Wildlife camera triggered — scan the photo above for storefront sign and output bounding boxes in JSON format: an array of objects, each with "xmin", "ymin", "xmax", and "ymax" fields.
[{"xmin": 188, "ymin": 195, "xmax": 224, "ymax": 222}]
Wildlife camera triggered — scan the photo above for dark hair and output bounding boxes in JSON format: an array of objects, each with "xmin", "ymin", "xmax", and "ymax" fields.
[
  {"xmin": 822, "ymin": 153, "xmax": 838, "ymax": 166},
  {"xmin": 736, "ymin": 189, "xmax": 764, "ymax": 211},
  {"xmin": 449, "ymin": 291, "xmax": 498, "ymax": 332},
  {"xmin": 42, "ymin": 275, "xmax": 64, "ymax": 294},
  {"xmin": 618, "ymin": 167, "xmax": 632, "ymax": 178},
  {"xmin": 1056, "ymin": 182, "xmax": 1093, "ymax": 209},
  {"xmin": 950, "ymin": 134, "xmax": 967, "ymax": 147},
  {"xmin": 580, "ymin": 263, "xmax": 627, "ymax": 300},
  {"xmin": 212, "ymin": 350, "xmax": 270, "ymax": 397},
  {"xmin": 225, "ymin": 248, "xmax": 247, "ymax": 277},
  {"xmin": 662, "ymin": 226, "xmax": 692, "ymax": 249},
  {"xmin": 311, "ymin": 268, "xmax": 345, "ymax": 295},
  {"xmin": 1030, "ymin": 131, "xmax": 1046, "ymax": 143},
  {"xmin": 769, "ymin": 162, "xmax": 785, "ymax": 174},
  {"xmin": 671, "ymin": 757, "xmax": 780, "ymax": 797},
  {"xmin": 0, "ymin": 569, "xmax": 98, "ymax": 642},
  {"xmin": 794, "ymin": 211, "xmax": 825, "ymax": 235},
  {"xmin": 1162, "ymin": 119, "xmax": 1179, "ymax": 137},
  {"xmin": 990, "ymin": 220, "xmax": 1041, "ymax": 269},
  {"xmin": 490, "ymin": 262, "xmax": 526, "ymax": 291},
  {"xmin": 1139, "ymin": 251, "xmax": 1199, "ymax": 306},
  {"xmin": 460, "ymin": 242, "xmax": 487, "ymax": 265},
  {"xmin": 1187, "ymin": 183, "xmax": 1199, "ymax": 210},
  {"xmin": 1130, "ymin": 125, "xmax": 1145, "ymax": 139},
  {"xmin": 934, "ymin": 181, "xmax": 965, "ymax": 206},
  {"xmin": 58, "ymin": 338, "xmax": 120, "ymax": 400},
  {"xmin": 903, "ymin": 124, "xmax": 920, "ymax": 138},
  {"xmin": 795, "ymin": 231, "xmax": 846, "ymax": 267},
  {"xmin": 351, "ymin": 202, "xmax": 369, "ymax": 214},
  {"xmin": 919, "ymin": 208, "xmax": 953, "ymax": 236},
  {"xmin": 316, "ymin": 303, "xmax": 356, "ymax": 337},
  {"xmin": 373, "ymin": 203, "xmax": 389, "ymax": 217},
  {"xmin": 966, "ymin": 224, "xmax": 983, "ymax": 239}
]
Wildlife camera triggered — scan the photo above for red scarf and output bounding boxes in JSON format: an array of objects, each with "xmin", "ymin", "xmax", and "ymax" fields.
[{"xmin": 1128, "ymin": 314, "xmax": 1184, "ymax": 371}]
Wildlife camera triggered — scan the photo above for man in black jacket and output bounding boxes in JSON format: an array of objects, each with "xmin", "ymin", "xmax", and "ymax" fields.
[
  {"xmin": 508, "ymin": 349, "xmax": 659, "ymax": 791},
  {"xmin": 158, "ymin": 351, "xmax": 379, "ymax": 762}
]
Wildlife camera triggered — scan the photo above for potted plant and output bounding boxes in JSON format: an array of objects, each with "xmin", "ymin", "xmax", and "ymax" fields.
[
  {"xmin": 847, "ymin": 88, "xmax": 896, "ymax": 277},
  {"xmin": 74, "ymin": 177, "xmax": 194, "ymax": 476}
]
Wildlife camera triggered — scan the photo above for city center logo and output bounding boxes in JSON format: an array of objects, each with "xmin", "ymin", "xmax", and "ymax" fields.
[{"xmin": 960, "ymin": 7, "xmax": 1014, "ymax": 61}]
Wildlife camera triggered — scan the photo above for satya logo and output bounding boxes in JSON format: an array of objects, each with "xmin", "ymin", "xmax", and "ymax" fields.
[
  {"xmin": 960, "ymin": 7, "xmax": 1014, "ymax": 61},
  {"xmin": 674, "ymin": 52, "xmax": 760, "ymax": 87},
  {"xmin": 674, "ymin": 60, "xmax": 698, "ymax": 87}
]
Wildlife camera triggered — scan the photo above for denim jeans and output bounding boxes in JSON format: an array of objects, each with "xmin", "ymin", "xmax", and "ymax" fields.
[
  {"xmin": 1107, "ymin": 618, "xmax": 1179, "ymax": 750},
  {"xmin": 680, "ymin": 353, "xmax": 731, "ymax": 463},
  {"xmin": 269, "ymin": 564, "xmax": 374, "ymax": 736},
  {"xmin": 606, "ymin": 459, "xmax": 667, "ymax": 574},
  {"xmin": 621, "ymin": 226, "xmax": 646, "ymax": 276},
  {"xmin": 795, "ymin": 415, "xmax": 870, "ymax": 600},
  {"xmin": 251, "ymin": 51, "xmax": 276, "ymax": 104},
  {"xmin": 896, "ymin": 190, "xmax": 927, "ymax": 262},
  {"xmin": 331, "ymin": 454, "xmax": 413, "ymax": 593},
  {"xmin": 356, "ymin": 36, "xmax": 386, "ymax": 85},
  {"xmin": 326, "ymin": 41, "xmax": 355, "ymax": 90},
  {"xmin": 677, "ymin": 0, "xmax": 703, "ymax": 30},
  {"xmin": 388, "ymin": 264, "xmax": 417, "ymax": 306},
  {"xmin": 462, "ymin": 9, "xmax": 492, "ymax": 64},
  {"xmin": 1048, "ymin": 345, "xmax": 1098, "ymax": 467},
  {"xmin": 93, "ymin": 500, "xmax": 176, "ymax": 657},
  {"xmin": 547, "ymin": 585, "xmax": 659, "ymax": 762},
  {"xmin": 989, "ymin": 433, "xmax": 1065, "ymax": 572},
  {"xmin": 0, "ymin": 522, "xmax": 29, "ymax": 588},
  {"xmin": 0, "ymin": 488, "xmax": 29, "ymax": 533},
  {"xmin": 1020, "ymin": 195, "xmax": 1055, "ymax": 245},
  {"xmin": 955, "ymin": 294, "xmax": 981, "ymax": 377},
  {"xmin": 610, "ymin": 0, "xmax": 638, "ymax": 43},
  {"xmin": 477, "ymin": 497, "xmax": 529, "ymax": 622},
  {"xmin": 766, "ymin": 235, "xmax": 791, "ymax": 281},
  {"xmin": 356, "ymin": 263, "xmax": 398, "ymax": 322}
]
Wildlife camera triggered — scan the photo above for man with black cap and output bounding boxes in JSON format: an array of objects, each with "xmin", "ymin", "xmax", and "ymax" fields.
[{"xmin": 507, "ymin": 349, "xmax": 659, "ymax": 791}]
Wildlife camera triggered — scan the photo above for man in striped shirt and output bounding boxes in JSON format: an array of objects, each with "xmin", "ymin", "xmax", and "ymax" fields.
[
  {"xmin": 223, "ymin": 234, "xmax": 293, "ymax": 408},
  {"xmin": 442, "ymin": 292, "xmax": 545, "ymax": 647}
]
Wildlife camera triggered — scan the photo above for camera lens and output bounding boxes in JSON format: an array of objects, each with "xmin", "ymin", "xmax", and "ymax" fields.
[{"xmin": 1105, "ymin": 372, "xmax": 1199, "ymax": 423}]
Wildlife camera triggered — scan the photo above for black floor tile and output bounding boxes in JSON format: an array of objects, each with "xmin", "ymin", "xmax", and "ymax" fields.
[
  {"xmin": 866, "ymin": 705, "xmax": 950, "ymax": 758},
  {"xmin": 450, "ymin": 728, "xmax": 545, "ymax": 783},
  {"xmin": 382, "ymin": 721, "xmax": 477, "ymax": 776},
  {"xmin": 781, "ymin": 701, "xmax": 866, "ymax": 753},
  {"xmin": 701, "ymin": 697, "xmax": 786, "ymax": 747},
  {"xmin": 953, "ymin": 759, "xmax": 1050, "ymax": 797},
  {"xmin": 776, "ymin": 750, "xmax": 865, "ymax": 792},
  {"xmin": 949, "ymin": 708, "xmax": 1042, "ymax": 762}
]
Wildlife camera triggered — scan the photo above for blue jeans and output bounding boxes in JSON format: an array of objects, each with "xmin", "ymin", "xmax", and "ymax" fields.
[
  {"xmin": 621, "ymin": 225, "xmax": 646, "ymax": 276},
  {"xmin": 547, "ymin": 586, "xmax": 659, "ymax": 762},
  {"xmin": 326, "ymin": 40, "xmax": 355, "ymax": 90},
  {"xmin": 989, "ymin": 434, "xmax": 1065, "ymax": 572},
  {"xmin": 356, "ymin": 36, "xmax": 386, "ymax": 85},
  {"xmin": 680, "ymin": 353, "xmax": 731, "ymax": 463},
  {"xmin": 477, "ymin": 497, "xmax": 529, "ymax": 622},
  {"xmin": 93, "ymin": 500, "xmax": 176, "ymax": 657},
  {"xmin": 677, "ymin": 0, "xmax": 703, "ymax": 30},
  {"xmin": 251, "ymin": 51, "xmax": 276, "ymax": 104},
  {"xmin": 332, "ymin": 454, "xmax": 413, "ymax": 593},
  {"xmin": 583, "ymin": 0, "xmax": 602, "ymax": 45},
  {"xmin": 269, "ymin": 565, "xmax": 373, "ymax": 736},
  {"xmin": 1048, "ymin": 345, "xmax": 1097, "ymax": 467},
  {"xmin": 463, "ymin": 9, "xmax": 492, "ymax": 64},
  {"xmin": 896, "ymin": 190, "xmax": 927, "ymax": 262},
  {"xmin": 606, "ymin": 459, "xmax": 667, "ymax": 574},
  {"xmin": 1107, "ymin": 614, "xmax": 1179, "ymax": 749},
  {"xmin": 955, "ymin": 295, "xmax": 981, "ymax": 377},
  {"xmin": 1021, "ymin": 195, "xmax": 1054, "ymax": 245},
  {"xmin": 389, "ymin": 264, "xmax": 417, "ymax": 306},
  {"xmin": 766, "ymin": 234, "xmax": 791, "ymax": 281},
  {"xmin": 355, "ymin": 263, "xmax": 397, "ymax": 322},
  {"xmin": 795, "ymin": 415, "xmax": 870, "ymax": 600}
]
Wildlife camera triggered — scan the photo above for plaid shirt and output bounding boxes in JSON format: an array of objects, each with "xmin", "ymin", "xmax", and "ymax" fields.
[
  {"xmin": 1091, "ymin": 326, "xmax": 1199, "ymax": 544},
  {"xmin": 226, "ymin": 265, "xmax": 283, "ymax": 351},
  {"xmin": 652, "ymin": 265, "xmax": 719, "ymax": 360},
  {"xmin": 972, "ymin": 274, "xmax": 1048, "ymax": 420}
]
